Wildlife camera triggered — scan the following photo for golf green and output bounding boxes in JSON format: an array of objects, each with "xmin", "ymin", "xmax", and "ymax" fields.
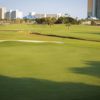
[{"xmin": 0, "ymin": 41, "xmax": 100, "ymax": 100}]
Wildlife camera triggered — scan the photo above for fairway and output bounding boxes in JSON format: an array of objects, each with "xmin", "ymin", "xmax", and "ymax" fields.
[
  {"xmin": 0, "ymin": 24, "xmax": 100, "ymax": 41},
  {"xmin": 0, "ymin": 24, "xmax": 100, "ymax": 100}
]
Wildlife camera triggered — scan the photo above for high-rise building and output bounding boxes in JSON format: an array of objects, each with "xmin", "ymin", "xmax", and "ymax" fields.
[
  {"xmin": 96, "ymin": 0, "xmax": 100, "ymax": 18},
  {"xmin": 0, "ymin": 7, "xmax": 6, "ymax": 19},
  {"xmin": 5, "ymin": 10, "xmax": 12, "ymax": 20},
  {"xmin": 88, "ymin": 0, "xmax": 100, "ymax": 19},
  {"xmin": 11, "ymin": 10, "xmax": 23, "ymax": 19}
]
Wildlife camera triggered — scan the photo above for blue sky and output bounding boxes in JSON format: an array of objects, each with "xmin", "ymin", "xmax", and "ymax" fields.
[{"xmin": 0, "ymin": 0, "xmax": 87, "ymax": 18}]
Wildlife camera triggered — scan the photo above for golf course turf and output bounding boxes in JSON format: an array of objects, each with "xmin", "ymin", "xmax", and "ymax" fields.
[{"xmin": 0, "ymin": 24, "xmax": 100, "ymax": 100}]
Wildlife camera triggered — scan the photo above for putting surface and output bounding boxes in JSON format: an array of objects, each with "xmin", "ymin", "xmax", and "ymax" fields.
[{"xmin": 0, "ymin": 41, "xmax": 100, "ymax": 100}]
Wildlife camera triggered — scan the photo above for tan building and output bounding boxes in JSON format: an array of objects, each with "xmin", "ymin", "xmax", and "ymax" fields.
[
  {"xmin": 88, "ymin": 0, "xmax": 93, "ymax": 17},
  {"xmin": 0, "ymin": 7, "xmax": 6, "ymax": 19},
  {"xmin": 88, "ymin": 0, "xmax": 100, "ymax": 19}
]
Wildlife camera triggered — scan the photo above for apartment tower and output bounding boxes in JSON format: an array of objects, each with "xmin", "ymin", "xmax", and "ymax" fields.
[
  {"xmin": 88, "ymin": 0, "xmax": 100, "ymax": 19},
  {"xmin": 0, "ymin": 7, "xmax": 6, "ymax": 19}
]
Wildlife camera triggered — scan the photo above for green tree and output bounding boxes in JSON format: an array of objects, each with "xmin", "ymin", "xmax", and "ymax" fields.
[
  {"xmin": 45, "ymin": 17, "xmax": 56, "ymax": 26},
  {"xmin": 65, "ymin": 23, "xmax": 71, "ymax": 30},
  {"xmin": 55, "ymin": 17, "xmax": 64, "ymax": 24}
]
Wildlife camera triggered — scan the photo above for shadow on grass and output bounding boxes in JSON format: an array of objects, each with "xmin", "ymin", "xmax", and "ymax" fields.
[
  {"xmin": 31, "ymin": 32, "xmax": 100, "ymax": 42},
  {"xmin": 70, "ymin": 61, "xmax": 100, "ymax": 78},
  {"xmin": 0, "ymin": 75, "xmax": 100, "ymax": 100}
]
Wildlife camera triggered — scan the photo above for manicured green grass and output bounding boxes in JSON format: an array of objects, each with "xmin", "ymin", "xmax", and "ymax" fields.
[
  {"xmin": 0, "ymin": 41, "xmax": 100, "ymax": 100},
  {"xmin": 0, "ymin": 24, "xmax": 100, "ymax": 41},
  {"xmin": 0, "ymin": 24, "xmax": 100, "ymax": 100}
]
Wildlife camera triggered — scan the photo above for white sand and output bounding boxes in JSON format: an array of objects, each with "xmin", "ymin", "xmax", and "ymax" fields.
[{"xmin": 0, "ymin": 40, "xmax": 64, "ymax": 44}]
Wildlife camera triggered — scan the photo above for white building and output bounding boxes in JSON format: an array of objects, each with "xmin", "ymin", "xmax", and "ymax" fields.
[
  {"xmin": 34, "ymin": 13, "xmax": 46, "ymax": 18},
  {"xmin": 11, "ymin": 10, "xmax": 23, "ymax": 19},
  {"xmin": 29, "ymin": 12, "xmax": 36, "ymax": 16},
  {"xmin": 30, "ymin": 12, "xmax": 62, "ymax": 19},
  {"xmin": 0, "ymin": 7, "xmax": 6, "ymax": 19},
  {"xmin": 46, "ymin": 13, "xmax": 62, "ymax": 18}
]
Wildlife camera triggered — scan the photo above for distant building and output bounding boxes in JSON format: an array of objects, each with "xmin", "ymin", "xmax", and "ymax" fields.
[
  {"xmin": 11, "ymin": 10, "xmax": 23, "ymax": 19},
  {"xmin": 46, "ymin": 13, "xmax": 62, "ymax": 18},
  {"xmin": 23, "ymin": 12, "xmax": 35, "ymax": 19},
  {"xmin": 34, "ymin": 13, "xmax": 46, "ymax": 18},
  {"xmin": 25, "ymin": 12, "xmax": 62, "ymax": 19},
  {"xmin": 29, "ymin": 12, "xmax": 36, "ymax": 16},
  {"xmin": 5, "ymin": 10, "xmax": 12, "ymax": 20},
  {"xmin": 0, "ymin": 7, "xmax": 23, "ymax": 20},
  {"xmin": 0, "ymin": 7, "xmax": 6, "ymax": 19},
  {"xmin": 81, "ymin": 20, "xmax": 92, "ymax": 25},
  {"xmin": 88, "ymin": 0, "xmax": 100, "ymax": 19}
]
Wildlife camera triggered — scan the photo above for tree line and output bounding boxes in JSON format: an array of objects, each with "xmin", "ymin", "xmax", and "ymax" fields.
[
  {"xmin": 35, "ymin": 17, "xmax": 79, "ymax": 25},
  {"xmin": 0, "ymin": 17, "xmax": 80, "ymax": 25}
]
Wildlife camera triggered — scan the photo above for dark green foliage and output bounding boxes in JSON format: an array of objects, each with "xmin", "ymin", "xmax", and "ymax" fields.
[
  {"xmin": 35, "ymin": 17, "xmax": 79, "ymax": 25},
  {"xmin": 35, "ymin": 18, "xmax": 46, "ymax": 24},
  {"xmin": 55, "ymin": 17, "xmax": 64, "ymax": 24},
  {"xmin": 35, "ymin": 17, "xmax": 56, "ymax": 25},
  {"xmin": 55, "ymin": 17, "xmax": 79, "ymax": 24},
  {"xmin": 63, "ymin": 17, "xmax": 78, "ymax": 24}
]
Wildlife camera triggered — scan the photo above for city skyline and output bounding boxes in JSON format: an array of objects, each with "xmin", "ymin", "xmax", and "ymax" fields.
[
  {"xmin": 0, "ymin": 6, "xmax": 64, "ymax": 19},
  {"xmin": 0, "ymin": 0, "xmax": 87, "ymax": 18}
]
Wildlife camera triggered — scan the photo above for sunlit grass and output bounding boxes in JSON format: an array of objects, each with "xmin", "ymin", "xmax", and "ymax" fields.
[{"xmin": 0, "ymin": 24, "xmax": 100, "ymax": 100}]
